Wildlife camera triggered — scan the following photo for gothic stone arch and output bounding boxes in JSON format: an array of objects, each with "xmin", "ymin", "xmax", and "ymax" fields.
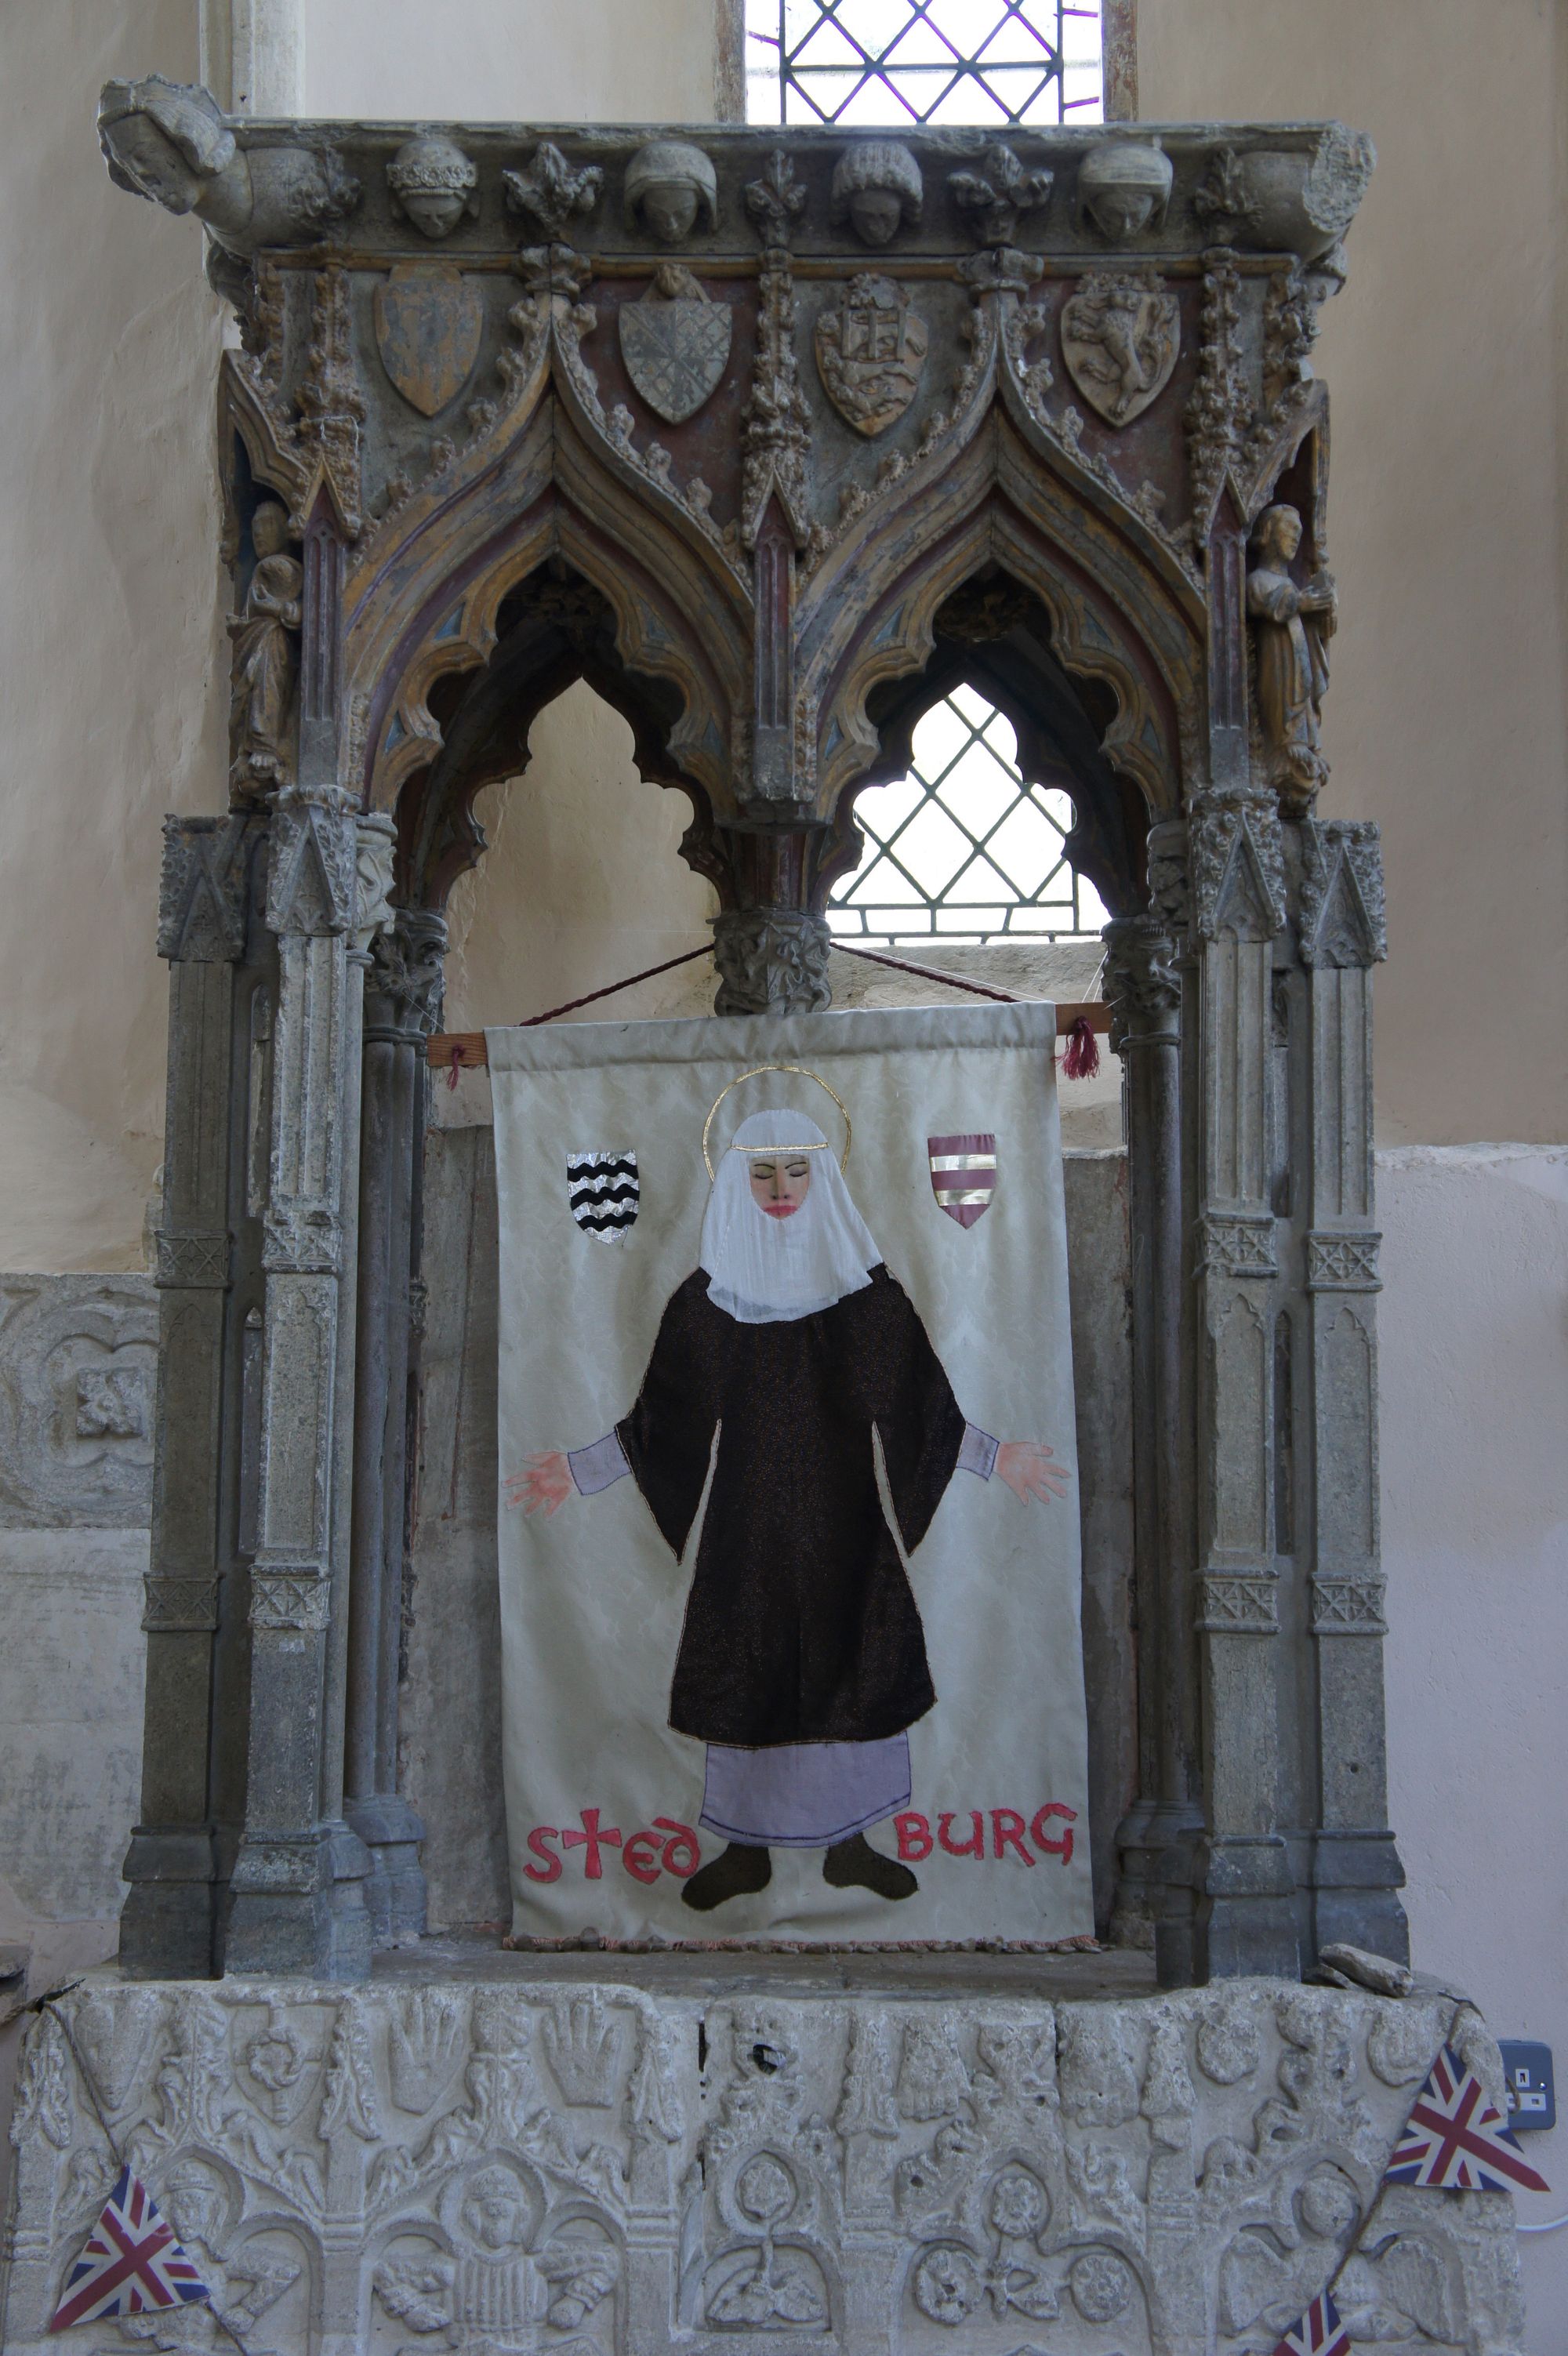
[{"xmin": 115, "ymin": 100, "xmax": 1403, "ymax": 1985}]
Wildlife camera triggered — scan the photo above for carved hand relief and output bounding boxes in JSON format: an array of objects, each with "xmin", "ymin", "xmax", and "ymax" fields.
[
  {"xmin": 619, "ymin": 265, "xmax": 731, "ymax": 424},
  {"xmin": 815, "ymin": 274, "xmax": 928, "ymax": 437},
  {"xmin": 1060, "ymin": 270, "xmax": 1180, "ymax": 427},
  {"xmin": 373, "ymin": 263, "xmax": 484, "ymax": 419}
]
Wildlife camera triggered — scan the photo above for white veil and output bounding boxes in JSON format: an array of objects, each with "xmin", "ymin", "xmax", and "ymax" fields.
[{"xmin": 700, "ymin": 1107, "xmax": 880, "ymax": 1325}]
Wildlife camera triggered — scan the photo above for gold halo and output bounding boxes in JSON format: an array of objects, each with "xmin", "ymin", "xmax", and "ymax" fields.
[{"xmin": 702, "ymin": 1064, "xmax": 851, "ymax": 1182}]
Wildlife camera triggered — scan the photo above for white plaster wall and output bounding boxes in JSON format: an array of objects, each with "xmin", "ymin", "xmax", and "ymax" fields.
[
  {"xmin": 1138, "ymin": 0, "xmax": 1568, "ymax": 1149},
  {"xmin": 0, "ymin": 0, "xmax": 228, "ymax": 1272},
  {"xmin": 298, "ymin": 0, "xmax": 723, "ymax": 123},
  {"xmin": 1377, "ymin": 1146, "xmax": 1568, "ymax": 2335}
]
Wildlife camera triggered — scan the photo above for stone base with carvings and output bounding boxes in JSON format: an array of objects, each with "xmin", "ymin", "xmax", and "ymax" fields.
[{"xmin": 2, "ymin": 1969, "xmax": 1525, "ymax": 2354}]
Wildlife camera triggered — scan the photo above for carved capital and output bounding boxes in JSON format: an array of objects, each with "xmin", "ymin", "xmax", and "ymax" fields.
[
  {"xmin": 158, "ymin": 816, "xmax": 251, "ymax": 963},
  {"xmin": 1197, "ymin": 1213, "xmax": 1278, "ymax": 1280},
  {"xmin": 352, "ymin": 816, "xmax": 397, "ymax": 957},
  {"xmin": 1102, "ymin": 916, "xmax": 1180, "ymax": 1053},
  {"xmin": 365, "ymin": 909, "xmax": 448, "ymax": 1040},
  {"xmin": 1145, "ymin": 819, "xmax": 1192, "ymax": 932},
  {"xmin": 1196, "ymin": 1572, "xmax": 1279, "ymax": 1635},
  {"xmin": 1310, "ymin": 1575, "xmax": 1388, "ymax": 1635},
  {"xmin": 251, "ymin": 1568, "xmax": 332, "ymax": 1633},
  {"xmin": 154, "ymin": 1231, "xmax": 231, "ymax": 1291},
  {"xmin": 1189, "ymin": 787, "xmax": 1286, "ymax": 941},
  {"xmin": 266, "ymin": 797, "xmax": 357, "ymax": 936},
  {"xmin": 712, "ymin": 908, "xmax": 831, "ymax": 1015},
  {"xmin": 262, "ymin": 1207, "xmax": 343, "ymax": 1275},
  {"xmin": 1305, "ymin": 1229, "xmax": 1381, "ymax": 1292},
  {"xmin": 1297, "ymin": 819, "xmax": 1386, "ymax": 967},
  {"xmin": 143, "ymin": 1574, "xmax": 221, "ymax": 1633}
]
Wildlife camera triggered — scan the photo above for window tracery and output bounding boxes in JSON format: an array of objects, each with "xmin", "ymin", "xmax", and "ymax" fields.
[
  {"xmin": 829, "ymin": 688, "xmax": 1109, "ymax": 943},
  {"xmin": 746, "ymin": 0, "xmax": 1105, "ymax": 129}
]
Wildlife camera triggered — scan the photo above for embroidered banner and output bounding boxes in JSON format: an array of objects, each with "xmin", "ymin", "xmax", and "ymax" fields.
[{"xmin": 488, "ymin": 1002, "xmax": 1092, "ymax": 1944}]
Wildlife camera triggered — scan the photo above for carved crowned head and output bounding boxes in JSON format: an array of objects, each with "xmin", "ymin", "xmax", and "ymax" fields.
[
  {"xmin": 1076, "ymin": 140, "xmax": 1174, "ymax": 241},
  {"xmin": 624, "ymin": 140, "xmax": 719, "ymax": 244},
  {"xmin": 830, "ymin": 140, "xmax": 924, "ymax": 247},
  {"xmin": 387, "ymin": 133, "xmax": 480, "ymax": 240},
  {"xmin": 97, "ymin": 74, "xmax": 236, "ymax": 215}
]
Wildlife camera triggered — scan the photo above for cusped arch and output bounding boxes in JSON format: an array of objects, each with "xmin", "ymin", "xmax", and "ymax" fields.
[{"xmin": 799, "ymin": 405, "xmax": 1205, "ymax": 839}]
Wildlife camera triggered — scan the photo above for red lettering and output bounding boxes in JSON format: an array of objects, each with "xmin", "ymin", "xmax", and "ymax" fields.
[
  {"xmin": 524, "ymin": 1825, "xmax": 562, "ymax": 1883},
  {"xmin": 1031, "ymin": 1802, "xmax": 1077, "ymax": 1866},
  {"xmin": 622, "ymin": 1830, "xmax": 662, "ymax": 1885},
  {"xmin": 895, "ymin": 1811, "xmax": 933, "ymax": 1862},
  {"xmin": 938, "ymin": 1810, "xmax": 985, "ymax": 1858},
  {"xmin": 562, "ymin": 1807, "xmax": 623, "ymax": 1879},
  {"xmin": 653, "ymin": 1817, "xmax": 700, "ymax": 1879},
  {"xmin": 991, "ymin": 1808, "xmax": 1035, "ymax": 1866}
]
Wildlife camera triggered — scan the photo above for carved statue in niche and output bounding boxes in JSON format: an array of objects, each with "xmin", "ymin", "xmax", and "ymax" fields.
[
  {"xmin": 229, "ymin": 503, "xmax": 302, "ymax": 800},
  {"xmin": 624, "ymin": 139, "xmax": 719, "ymax": 244},
  {"xmin": 387, "ymin": 133, "xmax": 480, "ymax": 239},
  {"xmin": 829, "ymin": 141, "xmax": 924, "ymax": 248},
  {"xmin": 96, "ymin": 74, "xmax": 359, "ymax": 251},
  {"xmin": 1247, "ymin": 502, "xmax": 1336, "ymax": 814},
  {"xmin": 1076, "ymin": 140, "xmax": 1173, "ymax": 242}
]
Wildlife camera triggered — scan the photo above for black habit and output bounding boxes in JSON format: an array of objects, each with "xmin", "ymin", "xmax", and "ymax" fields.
[{"xmin": 616, "ymin": 1263, "xmax": 967, "ymax": 1747}]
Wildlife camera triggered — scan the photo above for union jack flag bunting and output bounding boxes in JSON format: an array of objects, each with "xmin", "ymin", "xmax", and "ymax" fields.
[
  {"xmin": 1386, "ymin": 2042, "xmax": 1551, "ymax": 2194},
  {"xmin": 49, "ymin": 2165, "xmax": 210, "ymax": 2332},
  {"xmin": 1270, "ymin": 2289, "xmax": 1351, "ymax": 2356}
]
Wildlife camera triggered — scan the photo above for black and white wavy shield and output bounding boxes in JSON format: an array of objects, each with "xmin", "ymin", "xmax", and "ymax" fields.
[{"xmin": 565, "ymin": 1150, "xmax": 639, "ymax": 1241}]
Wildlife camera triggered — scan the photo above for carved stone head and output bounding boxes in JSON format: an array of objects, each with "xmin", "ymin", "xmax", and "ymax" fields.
[
  {"xmin": 387, "ymin": 133, "xmax": 479, "ymax": 239},
  {"xmin": 624, "ymin": 140, "xmax": 718, "ymax": 244},
  {"xmin": 250, "ymin": 501, "xmax": 290, "ymax": 561},
  {"xmin": 97, "ymin": 74, "xmax": 235, "ymax": 215},
  {"xmin": 830, "ymin": 141, "xmax": 923, "ymax": 247},
  {"xmin": 1253, "ymin": 502, "xmax": 1304, "ymax": 564},
  {"xmin": 1076, "ymin": 140, "xmax": 1173, "ymax": 241}
]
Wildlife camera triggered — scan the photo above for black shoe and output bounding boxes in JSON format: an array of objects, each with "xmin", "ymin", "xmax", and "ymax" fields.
[
  {"xmin": 823, "ymin": 1832, "xmax": 918, "ymax": 1900},
  {"xmin": 680, "ymin": 1842, "xmax": 772, "ymax": 1911}
]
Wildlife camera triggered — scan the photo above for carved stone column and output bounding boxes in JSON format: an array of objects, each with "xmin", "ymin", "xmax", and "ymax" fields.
[
  {"xmin": 1188, "ymin": 786, "xmax": 1299, "ymax": 1979},
  {"xmin": 344, "ymin": 904, "xmax": 445, "ymax": 1944},
  {"xmin": 711, "ymin": 819, "xmax": 833, "ymax": 1015},
  {"xmin": 121, "ymin": 816, "xmax": 256, "ymax": 1977},
  {"xmin": 1294, "ymin": 818, "xmax": 1408, "ymax": 1962},
  {"xmin": 223, "ymin": 787, "xmax": 374, "ymax": 1978},
  {"xmin": 1103, "ymin": 896, "xmax": 1201, "ymax": 1984}
]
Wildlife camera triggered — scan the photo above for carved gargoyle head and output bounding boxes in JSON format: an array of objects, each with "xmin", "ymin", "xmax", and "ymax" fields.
[
  {"xmin": 624, "ymin": 139, "xmax": 719, "ymax": 244},
  {"xmin": 387, "ymin": 133, "xmax": 480, "ymax": 240},
  {"xmin": 97, "ymin": 73, "xmax": 235, "ymax": 216},
  {"xmin": 830, "ymin": 140, "xmax": 923, "ymax": 247}
]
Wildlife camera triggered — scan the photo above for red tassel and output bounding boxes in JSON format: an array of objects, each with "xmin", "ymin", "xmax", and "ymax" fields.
[{"xmin": 1062, "ymin": 1015, "xmax": 1100, "ymax": 1081}]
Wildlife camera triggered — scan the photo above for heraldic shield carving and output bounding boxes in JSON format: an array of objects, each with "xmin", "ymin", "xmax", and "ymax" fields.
[
  {"xmin": 1059, "ymin": 269, "xmax": 1180, "ymax": 428},
  {"xmin": 815, "ymin": 272, "xmax": 928, "ymax": 438},
  {"xmin": 373, "ymin": 260, "xmax": 485, "ymax": 417},
  {"xmin": 619, "ymin": 263, "xmax": 731, "ymax": 425}
]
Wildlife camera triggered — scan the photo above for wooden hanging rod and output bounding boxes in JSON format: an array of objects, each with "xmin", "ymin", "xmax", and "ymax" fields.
[{"xmin": 427, "ymin": 1001, "xmax": 1111, "ymax": 1073}]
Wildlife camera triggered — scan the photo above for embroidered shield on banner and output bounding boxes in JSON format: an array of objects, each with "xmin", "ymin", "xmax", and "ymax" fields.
[
  {"xmin": 567, "ymin": 1152, "xmax": 640, "ymax": 1240},
  {"xmin": 927, "ymin": 1133, "xmax": 996, "ymax": 1228}
]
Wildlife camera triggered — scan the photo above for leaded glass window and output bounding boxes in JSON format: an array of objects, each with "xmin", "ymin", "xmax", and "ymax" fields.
[
  {"xmin": 829, "ymin": 689, "xmax": 1109, "ymax": 943},
  {"xmin": 746, "ymin": 0, "xmax": 1104, "ymax": 129}
]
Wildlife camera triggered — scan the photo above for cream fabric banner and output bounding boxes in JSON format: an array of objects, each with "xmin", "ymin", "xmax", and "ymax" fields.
[{"xmin": 488, "ymin": 1003, "xmax": 1092, "ymax": 1944}]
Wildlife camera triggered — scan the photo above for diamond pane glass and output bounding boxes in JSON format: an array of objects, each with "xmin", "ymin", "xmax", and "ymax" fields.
[
  {"xmin": 830, "ymin": 692, "xmax": 1110, "ymax": 943},
  {"xmin": 747, "ymin": 0, "xmax": 1103, "ymax": 128}
]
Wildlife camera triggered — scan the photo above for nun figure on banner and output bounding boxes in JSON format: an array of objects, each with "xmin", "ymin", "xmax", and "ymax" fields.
[{"xmin": 508, "ymin": 1102, "xmax": 1069, "ymax": 1912}]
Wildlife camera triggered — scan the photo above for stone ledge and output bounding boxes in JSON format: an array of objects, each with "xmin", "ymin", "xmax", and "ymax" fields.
[{"xmin": 1, "ymin": 1973, "xmax": 1524, "ymax": 2354}]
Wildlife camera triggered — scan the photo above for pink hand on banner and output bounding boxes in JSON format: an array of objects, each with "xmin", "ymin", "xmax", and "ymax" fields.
[
  {"xmin": 506, "ymin": 1451, "xmax": 574, "ymax": 1515},
  {"xmin": 996, "ymin": 1441, "xmax": 1071, "ymax": 1504}
]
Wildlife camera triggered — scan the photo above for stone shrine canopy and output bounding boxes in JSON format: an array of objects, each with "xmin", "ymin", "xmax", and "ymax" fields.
[{"xmin": 98, "ymin": 82, "xmax": 1400, "ymax": 1996}]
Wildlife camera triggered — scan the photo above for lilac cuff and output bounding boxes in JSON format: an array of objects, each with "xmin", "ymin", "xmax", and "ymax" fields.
[
  {"xmin": 568, "ymin": 1432, "xmax": 631, "ymax": 1496},
  {"xmin": 957, "ymin": 1423, "xmax": 999, "ymax": 1480}
]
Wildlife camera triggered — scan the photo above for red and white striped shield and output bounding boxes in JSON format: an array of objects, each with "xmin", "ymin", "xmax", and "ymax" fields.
[{"xmin": 927, "ymin": 1132, "xmax": 996, "ymax": 1229}]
